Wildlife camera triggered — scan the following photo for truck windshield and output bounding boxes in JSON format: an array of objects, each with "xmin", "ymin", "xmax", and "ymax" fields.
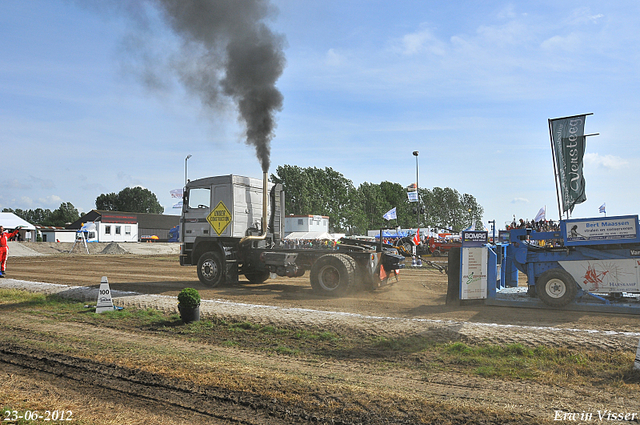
[{"xmin": 187, "ymin": 188, "xmax": 210, "ymax": 209}]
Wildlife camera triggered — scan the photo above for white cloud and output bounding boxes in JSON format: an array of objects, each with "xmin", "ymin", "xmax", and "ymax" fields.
[
  {"xmin": 4, "ymin": 179, "xmax": 31, "ymax": 190},
  {"xmin": 20, "ymin": 196, "xmax": 34, "ymax": 207},
  {"xmin": 584, "ymin": 152, "xmax": 629, "ymax": 169},
  {"xmin": 475, "ymin": 21, "xmax": 529, "ymax": 48},
  {"xmin": 511, "ymin": 198, "xmax": 530, "ymax": 204},
  {"xmin": 495, "ymin": 4, "xmax": 517, "ymax": 20},
  {"xmin": 566, "ymin": 7, "xmax": 604, "ymax": 26},
  {"xmin": 2, "ymin": 176, "xmax": 55, "ymax": 190},
  {"xmin": 396, "ymin": 25, "xmax": 446, "ymax": 56},
  {"xmin": 38, "ymin": 195, "xmax": 63, "ymax": 207},
  {"xmin": 540, "ymin": 32, "xmax": 581, "ymax": 51},
  {"xmin": 325, "ymin": 48, "xmax": 345, "ymax": 67}
]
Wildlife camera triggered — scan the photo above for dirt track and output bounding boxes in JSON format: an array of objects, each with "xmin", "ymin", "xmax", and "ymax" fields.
[
  {"xmin": 6, "ymin": 252, "xmax": 640, "ymax": 335},
  {"xmin": 2, "ymin": 249, "xmax": 640, "ymax": 424}
]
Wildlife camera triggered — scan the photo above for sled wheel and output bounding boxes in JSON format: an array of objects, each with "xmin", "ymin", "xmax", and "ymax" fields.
[{"xmin": 536, "ymin": 268, "xmax": 578, "ymax": 307}]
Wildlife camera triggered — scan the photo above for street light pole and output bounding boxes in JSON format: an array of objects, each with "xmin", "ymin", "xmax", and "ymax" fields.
[
  {"xmin": 413, "ymin": 150, "xmax": 419, "ymax": 231},
  {"xmin": 412, "ymin": 150, "xmax": 420, "ymax": 266},
  {"xmin": 185, "ymin": 154, "xmax": 192, "ymax": 186}
]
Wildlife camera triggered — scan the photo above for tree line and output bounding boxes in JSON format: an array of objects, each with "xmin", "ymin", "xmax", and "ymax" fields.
[
  {"xmin": 3, "ymin": 167, "xmax": 483, "ymax": 234},
  {"xmin": 2, "ymin": 202, "xmax": 80, "ymax": 228},
  {"xmin": 271, "ymin": 165, "xmax": 483, "ymax": 234},
  {"xmin": 3, "ymin": 187, "xmax": 164, "ymax": 227}
]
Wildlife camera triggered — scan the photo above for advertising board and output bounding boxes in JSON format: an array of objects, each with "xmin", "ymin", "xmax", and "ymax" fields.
[
  {"xmin": 562, "ymin": 215, "xmax": 640, "ymax": 246},
  {"xmin": 460, "ymin": 247, "xmax": 488, "ymax": 299}
]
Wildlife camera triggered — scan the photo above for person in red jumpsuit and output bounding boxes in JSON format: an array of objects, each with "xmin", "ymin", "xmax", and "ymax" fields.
[{"xmin": 0, "ymin": 225, "xmax": 21, "ymax": 278}]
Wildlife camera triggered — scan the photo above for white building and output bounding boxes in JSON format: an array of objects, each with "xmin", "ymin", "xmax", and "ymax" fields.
[
  {"xmin": 284, "ymin": 215, "xmax": 344, "ymax": 240},
  {"xmin": 79, "ymin": 220, "xmax": 139, "ymax": 243},
  {"xmin": 37, "ymin": 226, "xmax": 77, "ymax": 243},
  {"xmin": 285, "ymin": 215, "xmax": 329, "ymax": 234}
]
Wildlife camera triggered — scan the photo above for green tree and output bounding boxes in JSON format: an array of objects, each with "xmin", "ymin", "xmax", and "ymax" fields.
[
  {"xmin": 271, "ymin": 166, "xmax": 357, "ymax": 232},
  {"xmin": 271, "ymin": 165, "xmax": 312, "ymax": 215},
  {"xmin": 356, "ymin": 182, "xmax": 385, "ymax": 231},
  {"xmin": 270, "ymin": 164, "xmax": 485, "ymax": 234},
  {"xmin": 461, "ymin": 193, "xmax": 484, "ymax": 230},
  {"xmin": 95, "ymin": 187, "xmax": 164, "ymax": 214},
  {"xmin": 3, "ymin": 203, "xmax": 80, "ymax": 227},
  {"xmin": 50, "ymin": 202, "xmax": 80, "ymax": 227},
  {"xmin": 95, "ymin": 193, "xmax": 118, "ymax": 211}
]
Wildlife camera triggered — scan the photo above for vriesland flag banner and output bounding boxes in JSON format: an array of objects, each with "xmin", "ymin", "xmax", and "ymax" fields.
[{"xmin": 550, "ymin": 115, "xmax": 587, "ymax": 213}]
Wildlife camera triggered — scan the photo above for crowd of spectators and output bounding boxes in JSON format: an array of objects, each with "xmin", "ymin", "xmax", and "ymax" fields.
[
  {"xmin": 507, "ymin": 218, "xmax": 560, "ymax": 232},
  {"xmin": 507, "ymin": 218, "xmax": 563, "ymax": 247}
]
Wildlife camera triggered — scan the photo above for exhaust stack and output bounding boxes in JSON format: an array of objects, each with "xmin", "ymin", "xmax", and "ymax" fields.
[{"xmin": 240, "ymin": 171, "xmax": 269, "ymax": 244}]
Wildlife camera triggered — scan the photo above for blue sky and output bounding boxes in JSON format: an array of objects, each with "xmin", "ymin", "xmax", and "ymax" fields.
[{"xmin": 1, "ymin": 0, "xmax": 638, "ymax": 229}]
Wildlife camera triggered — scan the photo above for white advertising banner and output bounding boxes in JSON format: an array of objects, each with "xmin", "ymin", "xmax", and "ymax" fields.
[
  {"xmin": 559, "ymin": 259, "xmax": 640, "ymax": 293},
  {"xmin": 461, "ymin": 247, "xmax": 487, "ymax": 299},
  {"xmin": 566, "ymin": 216, "xmax": 637, "ymax": 244}
]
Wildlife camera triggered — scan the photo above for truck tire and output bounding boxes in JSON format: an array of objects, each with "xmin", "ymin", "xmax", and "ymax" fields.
[
  {"xmin": 310, "ymin": 254, "xmax": 356, "ymax": 297},
  {"xmin": 536, "ymin": 268, "xmax": 578, "ymax": 307},
  {"xmin": 395, "ymin": 237, "xmax": 414, "ymax": 256},
  {"xmin": 244, "ymin": 270, "xmax": 270, "ymax": 284},
  {"xmin": 197, "ymin": 251, "xmax": 224, "ymax": 287},
  {"xmin": 432, "ymin": 249, "xmax": 442, "ymax": 257}
]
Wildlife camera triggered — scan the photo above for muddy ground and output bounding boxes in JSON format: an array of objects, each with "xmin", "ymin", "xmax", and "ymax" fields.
[{"xmin": 1, "ymin": 246, "xmax": 640, "ymax": 424}]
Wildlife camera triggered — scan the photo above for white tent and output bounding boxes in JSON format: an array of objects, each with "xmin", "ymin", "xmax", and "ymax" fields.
[
  {"xmin": 0, "ymin": 213, "xmax": 36, "ymax": 230},
  {"xmin": 0, "ymin": 212, "xmax": 36, "ymax": 241}
]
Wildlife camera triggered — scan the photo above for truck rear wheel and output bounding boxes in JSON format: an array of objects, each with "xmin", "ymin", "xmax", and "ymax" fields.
[
  {"xmin": 197, "ymin": 251, "xmax": 224, "ymax": 287},
  {"xmin": 536, "ymin": 268, "xmax": 578, "ymax": 307},
  {"xmin": 310, "ymin": 254, "xmax": 356, "ymax": 297},
  {"xmin": 244, "ymin": 270, "xmax": 270, "ymax": 284},
  {"xmin": 432, "ymin": 249, "xmax": 442, "ymax": 257}
]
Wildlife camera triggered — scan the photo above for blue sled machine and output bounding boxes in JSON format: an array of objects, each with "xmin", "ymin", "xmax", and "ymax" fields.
[{"xmin": 451, "ymin": 215, "xmax": 640, "ymax": 313}]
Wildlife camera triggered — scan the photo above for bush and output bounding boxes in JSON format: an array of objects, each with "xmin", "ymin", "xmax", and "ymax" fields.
[{"xmin": 177, "ymin": 288, "xmax": 201, "ymax": 309}]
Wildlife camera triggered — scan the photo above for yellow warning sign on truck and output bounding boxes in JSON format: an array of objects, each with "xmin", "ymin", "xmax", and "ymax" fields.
[{"xmin": 207, "ymin": 201, "xmax": 232, "ymax": 235}]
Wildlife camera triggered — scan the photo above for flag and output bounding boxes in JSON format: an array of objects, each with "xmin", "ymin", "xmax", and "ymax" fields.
[
  {"xmin": 413, "ymin": 228, "xmax": 420, "ymax": 245},
  {"xmin": 407, "ymin": 191, "xmax": 418, "ymax": 202},
  {"xmin": 534, "ymin": 206, "xmax": 546, "ymax": 222},
  {"xmin": 599, "ymin": 203, "xmax": 606, "ymax": 214},
  {"xmin": 172, "ymin": 201, "xmax": 183, "ymax": 209},
  {"xmin": 383, "ymin": 207, "xmax": 397, "ymax": 220},
  {"xmin": 549, "ymin": 115, "xmax": 588, "ymax": 213},
  {"xmin": 170, "ymin": 188, "xmax": 183, "ymax": 198}
]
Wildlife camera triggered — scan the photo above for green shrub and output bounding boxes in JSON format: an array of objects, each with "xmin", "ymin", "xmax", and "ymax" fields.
[{"xmin": 177, "ymin": 288, "xmax": 201, "ymax": 308}]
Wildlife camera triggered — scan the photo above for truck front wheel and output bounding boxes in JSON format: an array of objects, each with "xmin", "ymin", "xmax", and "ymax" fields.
[
  {"xmin": 536, "ymin": 268, "xmax": 578, "ymax": 307},
  {"xmin": 197, "ymin": 251, "xmax": 224, "ymax": 287},
  {"xmin": 310, "ymin": 254, "xmax": 356, "ymax": 297}
]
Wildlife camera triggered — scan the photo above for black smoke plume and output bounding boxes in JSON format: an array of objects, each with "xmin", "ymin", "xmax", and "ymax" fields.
[{"xmin": 109, "ymin": 0, "xmax": 286, "ymax": 172}]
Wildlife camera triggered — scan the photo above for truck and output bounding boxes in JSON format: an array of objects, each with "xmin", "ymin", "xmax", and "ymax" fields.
[
  {"xmin": 179, "ymin": 173, "xmax": 405, "ymax": 296},
  {"xmin": 507, "ymin": 214, "xmax": 640, "ymax": 307},
  {"xmin": 425, "ymin": 236, "xmax": 462, "ymax": 257}
]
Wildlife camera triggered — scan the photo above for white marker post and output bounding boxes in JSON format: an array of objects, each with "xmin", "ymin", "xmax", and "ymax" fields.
[
  {"xmin": 634, "ymin": 338, "xmax": 640, "ymax": 371},
  {"xmin": 95, "ymin": 276, "xmax": 114, "ymax": 313}
]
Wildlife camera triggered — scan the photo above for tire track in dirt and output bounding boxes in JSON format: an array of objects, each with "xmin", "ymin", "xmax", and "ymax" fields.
[{"xmin": 2, "ymin": 313, "xmax": 639, "ymax": 424}]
